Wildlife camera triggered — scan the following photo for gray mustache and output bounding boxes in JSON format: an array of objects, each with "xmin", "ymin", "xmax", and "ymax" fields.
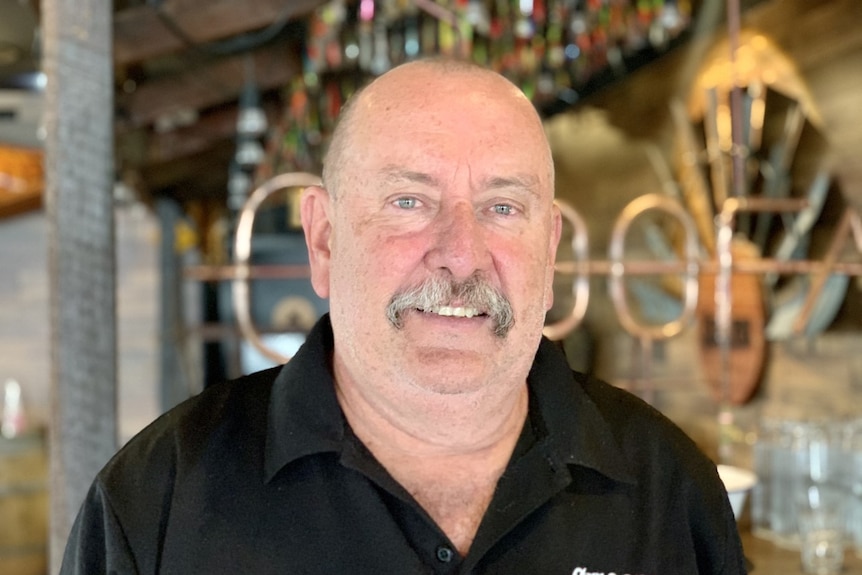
[{"xmin": 386, "ymin": 274, "xmax": 514, "ymax": 338}]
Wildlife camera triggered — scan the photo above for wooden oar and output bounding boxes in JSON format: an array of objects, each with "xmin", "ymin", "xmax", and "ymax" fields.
[
  {"xmin": 697, "ymin": 237, "xmax": 766, "ymax": 405},
  {"xmin": 752, "ymin": 98, "xmax": 805, "ymax": 250},
  {"xmin": 703, "ymin": 86, "xmax": 731, "ymax": 210},
  {"xmin": 671, "ymin": 98, "xmax": 716, "ymax": 255}
]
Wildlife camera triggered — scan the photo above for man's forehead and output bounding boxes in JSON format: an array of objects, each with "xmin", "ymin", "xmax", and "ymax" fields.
[
  {"xmin": 356, "ymin": 65, "xmax": 526, "ymax": 118},
  {"xmin": 331, "ymin": 63, "xmax": 554, "ymax": 196}
]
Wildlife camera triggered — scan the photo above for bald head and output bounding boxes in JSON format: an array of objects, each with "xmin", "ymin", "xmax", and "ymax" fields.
[{"xmin": 321, "ymin": 58, "xmax": 554, "ymax": 200}]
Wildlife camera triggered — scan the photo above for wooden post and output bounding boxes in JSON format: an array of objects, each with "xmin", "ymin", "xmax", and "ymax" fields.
[{"xmin": 42, "ymin": 0, "xmax": 117, "ymax": 572}]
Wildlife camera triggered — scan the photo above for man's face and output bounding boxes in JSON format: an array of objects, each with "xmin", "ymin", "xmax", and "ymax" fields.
[{"xmin": 304, "ymin": 66, "xmax": 561, "ymax": 399}]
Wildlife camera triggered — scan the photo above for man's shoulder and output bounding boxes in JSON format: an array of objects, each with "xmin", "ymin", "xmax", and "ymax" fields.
[
  {"xmin": 532, "ymin": 339, "xmax": 714, "ymax": 474},
  {"xmin": 573, "ymin": 372, "xmax": 718, "ymax": 477},
  {"xmin": 576, "ymin": 373, "xmax": 688, "ymax": 437},
  {"xmin": 100, "ymin": 365, "xmax": 283, "ymax": 485}
]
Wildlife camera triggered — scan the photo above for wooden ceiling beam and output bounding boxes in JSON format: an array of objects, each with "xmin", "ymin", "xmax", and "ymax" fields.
[
  {"xmin": 137, "ymin": 139, "xmax": 235, "ymax": 196},
  {"xmin": 146, "ymin": 106, "xmax": 238, "ymax": 165},
  {"xmin": 113, "ymin": 0, "xmax": 324, "ymax": 66},
  {"xmin": 118, "ymin": 40, "xmax": 300, "ymax": 129},
  {"xmin": 131, "ymin": 100, "xmax": 280, "ymax": 166}
]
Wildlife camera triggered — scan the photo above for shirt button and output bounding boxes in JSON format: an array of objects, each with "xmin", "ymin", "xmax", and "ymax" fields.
[{"xmin": 436, "ymin": 545, "xmax": 454, "ymax": 563}]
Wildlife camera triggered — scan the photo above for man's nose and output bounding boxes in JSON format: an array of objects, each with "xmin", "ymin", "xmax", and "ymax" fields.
[{"xmin": 425, "ymin": 202, "xmax": 491, "ymax": 279}]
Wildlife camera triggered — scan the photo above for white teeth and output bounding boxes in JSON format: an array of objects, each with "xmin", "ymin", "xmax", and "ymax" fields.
[{"xmin": 431, "ymin": 306, "xmax": 480, "ymax": 318}]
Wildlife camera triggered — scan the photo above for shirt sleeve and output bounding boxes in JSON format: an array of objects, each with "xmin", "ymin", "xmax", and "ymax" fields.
[
  {"xmin": 59, "ymin": 479, "xmax": 141, "ymax": 575},
  {"xmin": 719, "ymin": 495, "xmax": 749, "ymax": 575},
  {"xmin": 693, "ymin": 467, "xmax": 749, "ymax": 575}
]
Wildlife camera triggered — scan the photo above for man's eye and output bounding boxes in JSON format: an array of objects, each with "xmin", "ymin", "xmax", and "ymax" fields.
[
  {"xmin": 395, "ymin": 197, "xmax": 418, "ymax": 209},
  {"xmin": 492, "ymin": 204, "xmax": 515, "ymax": 215}
]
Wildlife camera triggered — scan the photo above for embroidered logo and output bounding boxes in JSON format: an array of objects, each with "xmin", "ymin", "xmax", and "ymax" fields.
[{"xmin": 571, "ymin": 568, "xmax": 645, "ymax": 575}]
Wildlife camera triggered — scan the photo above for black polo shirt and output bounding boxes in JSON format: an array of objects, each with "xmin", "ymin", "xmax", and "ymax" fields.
[{"xmin": 61, "ymin": 315, "xmax": 746, "ymax": 574}]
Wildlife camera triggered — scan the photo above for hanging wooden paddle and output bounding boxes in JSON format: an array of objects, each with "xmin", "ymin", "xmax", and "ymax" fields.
[{"xmin": 696, "ymin": 237, "xmax": 766, "ymax": 405}]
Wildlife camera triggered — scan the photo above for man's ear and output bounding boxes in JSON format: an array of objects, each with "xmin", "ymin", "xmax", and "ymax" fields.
[
  {"xmin": 544, "ymin": 204, "xmax": 563, "ymax": 311},
  {"xmin": 300, "ymin": 185, "xmax": 333, "ymax": 299}
]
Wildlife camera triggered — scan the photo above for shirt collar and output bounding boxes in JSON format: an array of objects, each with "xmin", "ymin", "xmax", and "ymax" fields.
[
  {"xmin": 264, "ymin": 314, "xmax": 345, "ymax": 483},
  {"xmin": 529, "ymin": 337, "xmax": 637, "ymax": 486},
  {"xmin": 264, "ymin": 314, "xmax": 636, "ymax": 486}
]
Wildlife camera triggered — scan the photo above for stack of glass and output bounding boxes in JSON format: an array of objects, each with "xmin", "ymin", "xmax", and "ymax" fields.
[{"xmin": 751, "ymin": 417, "xmax": 862, "ymax": 562}]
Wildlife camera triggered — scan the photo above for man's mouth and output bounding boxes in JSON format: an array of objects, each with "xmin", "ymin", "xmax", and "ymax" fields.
[
  {"xmin": 386, "ymin": 273, "xmax": 514, "ymax": 337},
  {"xmin": 419, "ymin": 306, "xmax": 485, "ymax": 319}
]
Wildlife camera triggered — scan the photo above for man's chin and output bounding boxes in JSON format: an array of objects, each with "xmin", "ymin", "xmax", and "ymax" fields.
[
  {"xmin": 407, "ymin": 372, "xmax": 493, "ymax": 397},
  {"xmin": 401, "ymin": 347, "xmax": 495, "ymax": 393}
]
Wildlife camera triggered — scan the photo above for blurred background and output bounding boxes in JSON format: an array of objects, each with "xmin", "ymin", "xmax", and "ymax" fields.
[{"xmin": 1, "ymin": 0, "xmax": 861, "ymax": 573}]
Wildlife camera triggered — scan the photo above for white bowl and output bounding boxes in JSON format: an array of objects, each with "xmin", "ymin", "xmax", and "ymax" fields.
[{"xmin": 717, "ymin": 464, "xmax": 758, "ymax": 520}]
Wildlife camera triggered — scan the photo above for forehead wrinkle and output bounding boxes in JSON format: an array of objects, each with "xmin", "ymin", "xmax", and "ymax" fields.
[
  {"xmin": 378, "ymin": 166, "xmax": 442, "ymax": 189},
  {"xmin": 479, "ymin": 174, "xmax": 543, "ymax": 200},
  {"xmin": 374, "ymin": 166, "xmax": 544, "ymax": 200}
]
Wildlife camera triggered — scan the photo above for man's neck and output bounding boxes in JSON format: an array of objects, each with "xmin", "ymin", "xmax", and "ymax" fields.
[
  {"xmin": 333, "ymin": 355, "xmax": 529, "ymax": 458},
  {"xmin": 333, "ymin": 356, "xmax": 529, "ymax": 555}
]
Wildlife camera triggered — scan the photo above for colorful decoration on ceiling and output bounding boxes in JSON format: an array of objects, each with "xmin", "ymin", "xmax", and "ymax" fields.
[{"xmin": 256, "ymin": 0, "xmax": 694, "ymax": 182}]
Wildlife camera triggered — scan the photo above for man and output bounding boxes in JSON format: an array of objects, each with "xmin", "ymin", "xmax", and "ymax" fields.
[{"xmin": 61, "ymin": 59, "xmax": 747, "ymax": 574}]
